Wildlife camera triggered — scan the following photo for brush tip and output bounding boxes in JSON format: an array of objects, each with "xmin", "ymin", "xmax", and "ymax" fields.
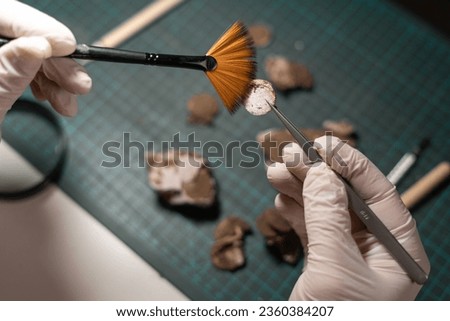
[{"xmin": 205, "ymin": 21, "xmax": 257, "ymax": 113}]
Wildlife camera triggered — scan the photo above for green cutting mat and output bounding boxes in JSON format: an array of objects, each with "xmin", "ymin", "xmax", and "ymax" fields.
[{"xmin": 5, "ymin": 0, "xmax": 450, "ymax": 300}]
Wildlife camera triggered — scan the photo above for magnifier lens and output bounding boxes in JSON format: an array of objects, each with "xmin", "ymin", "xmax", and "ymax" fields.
[{"xmin": 0, "ymin": 100, "xmax": 66, "ymax": 199}]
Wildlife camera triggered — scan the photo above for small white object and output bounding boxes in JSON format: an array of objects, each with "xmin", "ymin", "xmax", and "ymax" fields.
[
  {"xmin": 244, "ymin": 79, "xmax": 276, "ymax": 116},
  {"xmin": 386, "ymin": 153, "xmax": 417, "ymax": 185}
]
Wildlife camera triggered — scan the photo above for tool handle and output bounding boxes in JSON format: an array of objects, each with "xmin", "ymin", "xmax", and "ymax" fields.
[
  {"xmin": 401, "ymin": 161, "xmax": 450, "ymax": 209},
  {"xmin": 0, "ymin": 39, "xmax": 215, "ymax": 71},
  {"xmin": 70, "ymin": 44, "xmax": 147, "ymax": 64},
  {"xmin": 93, "ymin": 0, "xmax": 184, "ymax": 48},
  {"xmin": 342, "ymin": 178, "xmax": 428, "ymax": 284},
  {"xmin": 69, "ymin": 45, "xmax": 213, "ymax": 71}
]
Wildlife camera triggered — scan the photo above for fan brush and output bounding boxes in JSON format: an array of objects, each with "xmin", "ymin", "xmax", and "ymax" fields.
[{"xmin": 0, "ymin": 21, "xmax": 256, "ymax": 113}]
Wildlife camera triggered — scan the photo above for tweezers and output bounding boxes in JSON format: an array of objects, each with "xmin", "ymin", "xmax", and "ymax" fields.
[{"xmin": 268, "ymin": 102, "xmax": 428, "ymax": 284}]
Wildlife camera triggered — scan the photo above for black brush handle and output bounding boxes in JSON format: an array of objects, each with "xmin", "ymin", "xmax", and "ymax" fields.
[{"xmin": 0, "ymin": 37, "xmax": 216, "ymax": 71}]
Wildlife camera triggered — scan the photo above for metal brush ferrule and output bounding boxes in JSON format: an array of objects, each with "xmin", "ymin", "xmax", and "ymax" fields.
[{"xmin": 205, "ymin": 56, "xmax": 217, "ymax": 71}]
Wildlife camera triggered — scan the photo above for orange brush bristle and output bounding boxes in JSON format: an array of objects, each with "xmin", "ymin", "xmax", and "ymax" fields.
[{"xmin": 205, "ymin": 21, "xmax": 257, "ymax": 113}]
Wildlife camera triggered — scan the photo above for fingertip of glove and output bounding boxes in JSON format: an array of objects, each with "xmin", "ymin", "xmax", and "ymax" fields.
[
  {"xmin": 267, "ymin": 162, "xmax": 289, "ymax": 182},
  {"xmin": 281, "ymin": 143, "xmax": 312, "ymax": 181},
  {"xmin": 282, "ymin": 143, "xmax": 305, "ymax": 166},
  {"xmin": 282, "ymin": 142, "xmax": 296, "ymax": 155},
  {"xmin": 274, "ymin": 193, "xmax": 285, "ymax": 209},
  {"xmin": 314, "ymin": 135, "xmax": 343, "ymax": 148},
  {"xmin": 74, "ymin": 71, "xmax": 93, "ymax": 95},
  {"xmin": 48, "ymin": 33, "xmax": 76, "ymax": 56},
  {"xmin": 313, "ymin": 135, "xmax": 348, "ymax": 165}
]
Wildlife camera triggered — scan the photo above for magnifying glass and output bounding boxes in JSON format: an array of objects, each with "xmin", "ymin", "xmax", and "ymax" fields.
[{"xmin": 0, "ymin": 99, "xmax": 68, "ymax": 199}]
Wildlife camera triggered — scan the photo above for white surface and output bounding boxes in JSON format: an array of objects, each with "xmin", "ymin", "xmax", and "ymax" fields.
[
  {"xmin": 0, "ymin": 142, "xmax": 188, "ymax": 300},
  {"xmin": 244, "ymin": 79, "xmax": 275, "ymax": 116}
]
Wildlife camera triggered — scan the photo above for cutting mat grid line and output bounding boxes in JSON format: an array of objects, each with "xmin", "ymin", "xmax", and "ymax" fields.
[{"xmin": 8, "ymin": 0, "xmax": 450, "ymax": 300}]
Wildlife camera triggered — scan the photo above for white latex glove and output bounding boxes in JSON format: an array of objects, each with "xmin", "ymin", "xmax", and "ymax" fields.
[
  {"xmin": 0, "ymin": 0, "xmax": 92, "ymax": 123},
  {"xmin": 267, "ymin": 136, "xmax": 430, "ymax": 300}
]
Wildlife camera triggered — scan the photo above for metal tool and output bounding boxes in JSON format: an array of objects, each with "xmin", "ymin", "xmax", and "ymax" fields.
[
  {"xmin": 267, "ymin": 101, "xmax": 428, "ymax": 285},
  {"xmin": 387, "ymin": 138, "xmax": 430, "ymax": 185}
]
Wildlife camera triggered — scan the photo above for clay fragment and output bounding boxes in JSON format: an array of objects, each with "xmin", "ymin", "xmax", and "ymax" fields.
[
  {"xmin": 256, "ymin": 122, "xmax": 357, "ymax": 163},
  {"xmin": 147, "ymin": 150, "xmax": 215, "ymax": 207},
  {"xmin": 256, "ymin": 208, "xmax": 301, "ymax": 265},
  {"xmin": 211, "ymin": 216, "xmax": 251, "ymax": 271},
  {"xmin": 248, "ymin": 23, "xmax": 273, "ymax": 48},
  {"xmin": 322, "ymin": 119, "xmax": 355, "ymax": 137},
  {"xmin": 214, "ymin": 216, "xmax": 251, "ymax": 240},
  {"xmin": 187, "ymin": 93, "xmax": 219, "ymax": 125},
  {"xmin": 265, "ymin": 55, "xmax": 313, "ymax": 91}
]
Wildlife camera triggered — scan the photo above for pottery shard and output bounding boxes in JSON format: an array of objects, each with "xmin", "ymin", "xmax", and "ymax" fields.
[
  {"xmin": 187, "ymin": 93, "xmax": 219, "ymax": 125},
  {"xmin": 256, "ymin": 123, "xmax": 356, "ymax": 163},
  {"xmin": 256, "ymin": 208, "xmax": 301, "ymax": 265},
  {"xmin": 147, "ymin": 150, "xmax": 215, "ymax": 207},
  {"xmin": 248, "ymin": 23, "xmax": 273, "ymax": 48},
  {"xmin": 265, "ymin": 55, "xmax": 313, "ymax": 91},
  {"xmin": 322, "ymin": 119, "xmax": 355, "ymax": 137},
  {"xmin": 211, "ymin": 216, "xmax": 251, "ymax": 271}
]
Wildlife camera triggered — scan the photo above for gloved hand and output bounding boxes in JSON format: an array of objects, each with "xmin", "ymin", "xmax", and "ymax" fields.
[
  {"xmin": 267, "ymin": 135, "xmax": 430, "ymax": 300},
  {"xmin": 0, "ymin": 0, "xmax": 92, "ymax": 123}
]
